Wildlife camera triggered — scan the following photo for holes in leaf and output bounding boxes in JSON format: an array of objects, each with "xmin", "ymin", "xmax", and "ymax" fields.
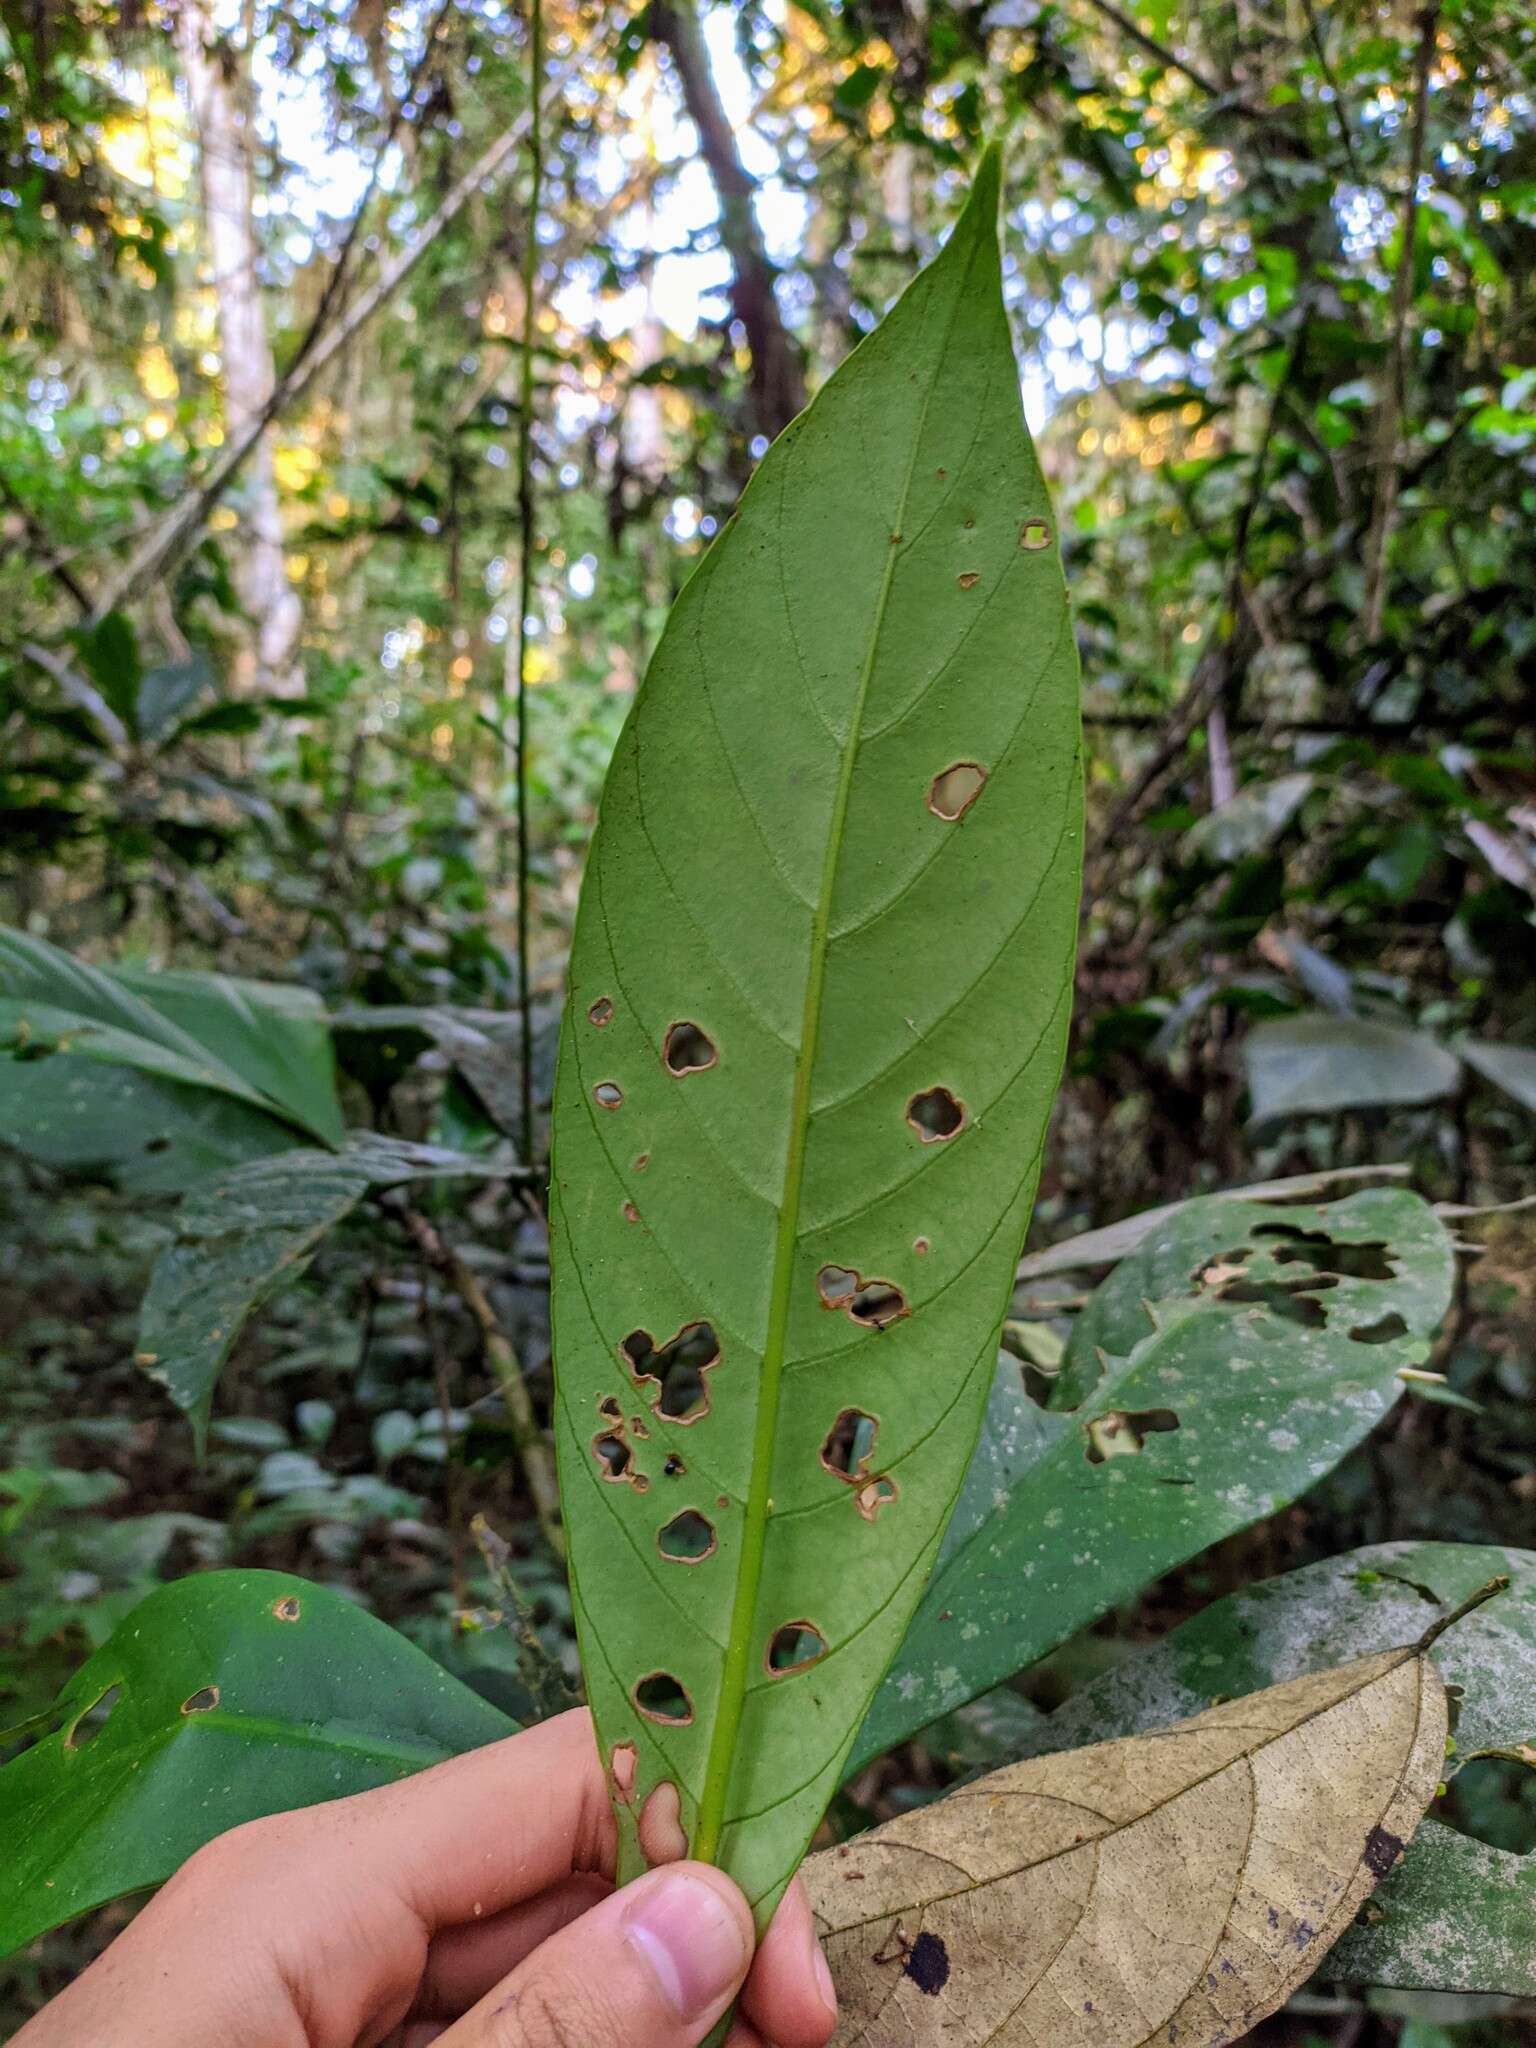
[
  {"xmin": 633, "ymin": 1671, "xmax": 693, "ymax": 1724},
  {"xmin": 821, "ymin": 1408, "xmax": 879, "ymax": 1480},
  {"xmin": 815, "ymin": 1265, "xmax": 909, "ymax": 1328},
  {"xmin": 663, "ymin": 1021, "xmax": 718, "ymax": 1075},
  {"xmin": 633, "ymin": 1152, "xmax": 650, "ymax": 1172},
  {"xmin": 609, "ymin": 1740, "xmax": 638, "ymax": 1804},
  {"xmin": 1019, "ymin": 516, "xmax": 1051, "ymax": 551},
  {"xmin": 1352, "ymin": 1312, "xmax": 1409, "ymax": 1345},
  {"xmin": 593, "ymin": 1428, "xmax": 647, "ymax": 1490},
  {"xmin": 1220, "ymin": 1276, "xmax": 1336, "ymax": 1329},
  {"xmin": 598, "ymin": 1395, "xmax": 623, "ymax": 1422},
  {"xmin": 1085, "ymin": 1408, "xmax": 1180, "ymax": 1463},
  {"xmin": 913, "ymin": 1235, "xmax": 931, "ymax": 1255},
  {"xmin": 906, "ymin": 1086, "xmax": 965, "ymax": 1142},
  {"xmin": 767, "ymin": 1622, "xmax": 828, "ymax": 1675},
  {"xmin": 1435, "ymin": 1756, "xmax": 1536, "ymax": 1857},
  {"xmin": 272, "ymin": 1595, "xmax": 302, "ymax": 1623},
  {"xmin": 622, "ymin": 1201, "xmax": 640, "ymax": 1224},
  {"xmin": 856, "ymin": 1475, "xmax": 899, "ymax": 1521},
  {"xmin": 181, "ymin": 1685, "xmax": 220, "ymax": 1715},
  {"xmin": 621, "ymin": 1321, "xmax": 720, "ymax": 1423},
  {"xmin": 1253, "ymin": 1224, "xmax": 1395, "ymax": 1282},
  {"xmin": 957, "ymin": 570, "xmax": 979, "ymax": 590},
  {"xmin": 64, "ymin": 1683, "xmax": 122, "ymax": 1751},
  {"xmin": 927, "ymin": 761, "xmax": 987, "ymax": 822},
  {"xmin": 593, "ymin": 1081, "xmax": 624, "ymax": 1110},
  {"xmin": 587, "ymin": 996, "xmax": 614, "ymax": 1027},
  {"xmin": 657, "ymin": 1510, "xmax": 717, "ymax": 1563}
]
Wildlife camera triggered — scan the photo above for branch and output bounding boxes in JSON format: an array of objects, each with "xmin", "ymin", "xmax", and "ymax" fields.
[
  {"xmin": 1073, "ymin": 0, "xmax": 1227, "ymax": 101},
  {"xmin": 91, "ymin": 41, "xmax": 588, "ymax": 623},
  {"xmin": 1361, "ymin": 4, "xmax": 1440, "ymax": 642},
  {"xmin": 397, "ymin": 1203, "xmax": 566, "ymax": 1560},
  {"xmin": 650, "ymin": 0, "xmax": 806, "ymax": 439}
]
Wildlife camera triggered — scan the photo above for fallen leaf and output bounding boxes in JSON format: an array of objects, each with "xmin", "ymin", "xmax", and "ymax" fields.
[{"xmin": 807, "ymin": 1648, "xmax": 1446, "ymax": 2046}]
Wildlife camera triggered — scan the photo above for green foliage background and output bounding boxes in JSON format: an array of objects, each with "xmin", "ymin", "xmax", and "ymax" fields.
[{"xmin": 2, "ymin": 0, "xmax": 1534, "ymax": 2038}]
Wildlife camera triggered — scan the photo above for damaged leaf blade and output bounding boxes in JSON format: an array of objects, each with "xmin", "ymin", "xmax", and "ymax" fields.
[
  {"xmin": 808, "ymin": 1648, "xmax": 1447, "ymax": 2046},
  {"xmin": 858, "ymin": 1186, "xmax": 1454, "ymax": 1762},
  {"xmin": 551, "ymin": 145, "xmax": 1082, "ymax": 1918}
]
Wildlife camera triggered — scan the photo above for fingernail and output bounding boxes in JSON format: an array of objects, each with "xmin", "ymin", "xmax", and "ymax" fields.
[
  {"xmin": 623, "ymin": 1869, "xmax": 750, "ymax": 2022},
  {"xmin": 811, "ymin": 1934, "xmax": 837, "ymax": 2016}
]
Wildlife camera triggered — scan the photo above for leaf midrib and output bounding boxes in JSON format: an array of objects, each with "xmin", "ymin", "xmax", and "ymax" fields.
[{"xmin": 691, "ymin": 251, "xmax": 975, "ymax": 1865}]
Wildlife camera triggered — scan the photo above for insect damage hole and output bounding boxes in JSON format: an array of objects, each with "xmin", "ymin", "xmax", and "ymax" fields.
[
  {"xmin": 593, "ymin": 1080, "xmax": 624, "ymax": 1110},
  {"xmin": 927, "ymin": 761, "xmax": 987, "ymax": 822},
  {"xmin": 856, "ymin": 1475, "xmax": 899, "ymax": 1521},
  {"xmin": 816, "ymin": 1265, "xmax": 909, "ymax": 1329},
  {"xmin": 621, "ymin": 1320, "xmax": 720, "ymax": 1423},
  {"xmin": 906, "ymin": 1086, "xmax": 965, "ymax": 1142},
  {"xmin": 662, "ymin": 1021, "xmax": 718, "ymax": 1075},
  {"xmin": 1085, "ymin": 1408, "xmax": 1180, "ymax": 1463},
  {"xmin": 64, "ymin": 1683, "xmax": 122, "ymax": 1751},
  {"xmin": 272, "ymin": 1595, "xmax": 302, "ymax": 1623},
  {"xmin": 657, "ymin": 1510, "xmax": 716, "ymax": 1563},
  {"xmin": 1253, "ymin": 1223, "xmax": 1395, "ymax": 1282},
  {"xmin": 1352, "ymin": 1312, "xmax": 1409, "ymax": 1344},
  {"xmin": 593, "ymin": 1429, "xmax": 636, "ymax": 1481},
  {"xmin": 1019, "ymin": 516, "xmax": 1052, "ymax": 550},
  {"xmin": 181, "ymin": 1686, "xmax": 220, "ymax": 1715},
  {"xmin": 767, "ymin": 1622, "xmax": 828, "ymax": 1676},
  {"xmin": 633, "ymin": 1671, "xmax": 693, "ymax": 1725},
  {"xmin": 820, "ymin": 1407, "xmax": 879, "ymax": 1480},
  {"xmin": 587, "ymin": 996, "xmax": 614, "ymax": 1026}
]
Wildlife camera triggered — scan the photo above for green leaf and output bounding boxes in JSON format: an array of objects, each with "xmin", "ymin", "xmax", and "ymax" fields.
[
  {"xmin": 549, "ymin": 147, "xmax": 1082, "ymax": 1921},
  {"xmin": 73, "ymin": 611, "xmax": 142, "ymax": 732},
  {"xmin": 1005, "ymin": 1541, "xmax": 1536, "ymax": 1998},
  {"xmin": 112, "ymin": 964, "xmax": 346, "ymax": 1147},
  {"xmin": 854, "ymin": 1187, "xmax": 1454, "ymax": 1763},
  {"xmin": 0, "ymin": 1057, "xmax": 299, "ymax": 1191},
  {"xmin": 1457, "ymin": 1037, "xmax": 1536, "ymax": 1115},
  {"xmin": 137, "ymin": 1150, "xmax": 376, "ymax": 1443},
  {"xmin": 0, "ymin": 928, "xmax": 325, "ymax": 1136},
  {"xmin": 1243, "ymin": 1013, "xmax": 1462, "ymax": 1124},
  {"xmin": 0, "ymin": 1570, "xmax": 516, "ymax": 1956},
  {"xmin": 135, "ymin": 655, "xmax": 213, "ymax": 740}
]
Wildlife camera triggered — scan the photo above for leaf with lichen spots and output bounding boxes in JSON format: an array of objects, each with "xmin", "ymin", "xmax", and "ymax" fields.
[
  {"xmin": 807, "ymin": 1648, "xmax": 1447, "ymax": 2047},
  {"xmin": 856, "ymin": 1187, "xmax": 1453, "ymax": 1764},
  {"xmin": 549, "ymin": 143, "xmax": 1082, "ymax": 1923}
]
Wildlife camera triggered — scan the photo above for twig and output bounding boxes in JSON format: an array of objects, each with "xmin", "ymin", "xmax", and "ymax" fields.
[
  {"xmin": 650, "ymin": 0, "xmax": 806, "ymax": 439},
  {"xmin": 1361, "ymin": 4, "xmax": 1440, "ymax": 642},
  {"xmin": 471, "ymin": 1512, "xmax": 580, "ymax": 1719},
  {"xmin": 395, "ymin": 1203, "xmax": 565, "ymax": 1559},
  {"xmin": 1073, "ymin": 0, "xmax": 1227, "ymax": 101},
  {"xmin": 513, "ymin": 0, "xmax": 545, "ymax": 1170},
  {"xmin": 1298, "ymin": 0, "xmax": 1362, "ymax": 178},
  {"xmin": 91, "ymin": 40, "xmax": 589, "ymax": 622},
  {"xmin": 0, "ymin": 474, "xmax": 91, "ymax": 616},
  {"xmin": 1415, "ymin": 1575, "xmax": 1508, "ymax": 1655}
]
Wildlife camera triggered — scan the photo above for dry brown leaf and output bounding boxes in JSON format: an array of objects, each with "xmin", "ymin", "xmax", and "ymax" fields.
[{"xmin": 807, "ymin": 1648, "xmax": 1446, "ymax": 2047}]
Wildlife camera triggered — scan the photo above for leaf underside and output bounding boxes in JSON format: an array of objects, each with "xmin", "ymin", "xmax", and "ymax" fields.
[
  {"xmin": 807, "ymin": 1649, "xmax": 1446, "ymax": 2047},
  {"xmin": 549, "ymin": 149, "xmax": 1083, "ymax": 1917}
]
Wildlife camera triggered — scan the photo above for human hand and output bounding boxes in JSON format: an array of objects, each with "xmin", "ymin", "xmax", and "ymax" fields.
[{"xmin": 14, "ymin": 1706, "xmax": 838, "ymax": 2048}]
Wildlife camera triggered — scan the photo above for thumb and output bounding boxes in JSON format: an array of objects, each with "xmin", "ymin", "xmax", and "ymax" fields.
[{"xmin": 437, "ymin": 1861, "xmax": 755, "ymax": 2048}]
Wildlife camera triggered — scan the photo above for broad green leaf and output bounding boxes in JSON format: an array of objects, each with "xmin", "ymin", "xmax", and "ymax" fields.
[
  {"xmin": 137, "ymin": 1136, "xmax": 507, "ymax": 1439},
  {"xmin": 114, "ymin": 964, "xmax": 346, "ymax": 1146},
  {"xmin": 1243, "ymin": 1013, "xmax": 1461, "ymax": 1124},
  {"xmin": 854, "ymin": 1187, "xmax": 1454, "ymax": 1763},
  {"xmin": 0, "ymin": 927, "xmax": 325, "ymax": 1136},
  {"xmin": 811, "ymin": 1648, "xmax": 1447, "ymax": 2048},
  {"xmin": 0, "ymin": 1057, "xmax": 297, "ymax": 1191},
  {"xmin": 137, "ymin": 1151, "xmax": 376, "ymax": 1442},
  {"xmin": 0, "ymin": 1570, "xmax": 516, "ymax": 1955},
  {"xmin": 549, "ymin": 148, "xmax": 1082, "ymax": 1921},
  {"xmin": 1180, "ymin": 770, "xmax": 1313, "ymax": 865},
  {"xmin": 1007, "ymin": 1541, "xmax": 1536, "ymax": 1998},
  {"xmin": 1457, "ymin": 1036, "xmax": 1536, "ymax": 1115}
]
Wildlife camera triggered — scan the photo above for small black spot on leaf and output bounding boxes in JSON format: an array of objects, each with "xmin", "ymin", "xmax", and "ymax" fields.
[
  {"xmin": 1363, "ymin": 1825, "xmax": 1405, "ymax": 1879},
  {"xmin": 904, "ymin": 1930, "xmax": 950, "ymax": 1995}
]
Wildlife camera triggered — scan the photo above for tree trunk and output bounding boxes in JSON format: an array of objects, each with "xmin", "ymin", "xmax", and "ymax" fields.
[{"xmin": 177, "ymin": 0, "xmax": 302, "ymax": 695}]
